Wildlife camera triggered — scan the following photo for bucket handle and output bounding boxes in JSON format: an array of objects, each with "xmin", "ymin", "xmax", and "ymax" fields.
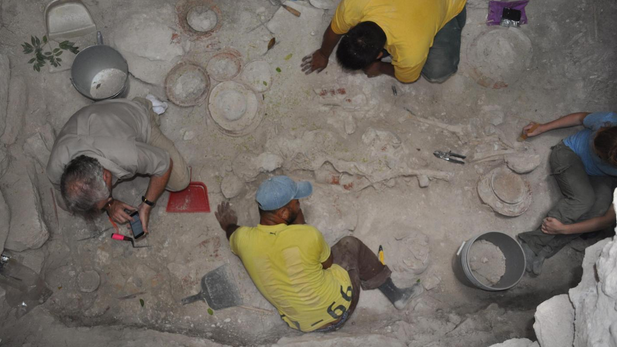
[
  {"xmin": 97, "ymin": 31, "xmax": 103, "ymax": 45},
  {"xmin": 456, "ymin": 241, "xmax": 466, "ymax": 256}
]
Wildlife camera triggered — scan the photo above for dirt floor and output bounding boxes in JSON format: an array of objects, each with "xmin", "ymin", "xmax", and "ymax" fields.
[{"xmin": 0, "ymin": 0, "xmax": 616, "ymax": 346}]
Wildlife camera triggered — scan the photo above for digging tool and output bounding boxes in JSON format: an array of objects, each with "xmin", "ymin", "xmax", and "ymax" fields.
[
  {"xmin": 181, "ymin": 264, "xmax": 243, "ymax": 310},
  {"xmin": 434, "ymin": 150, "xmax": 466, "ymax": 165},
  {"xmin": 110, "ymin": 233, "xmax": 150, "ymax": 249},
  {"xmin": 517, "ymin": 123, "xmax": 540, "ymax": 142}
]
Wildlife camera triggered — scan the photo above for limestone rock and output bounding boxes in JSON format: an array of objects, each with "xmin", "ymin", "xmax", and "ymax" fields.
[
  {"xmin": 110, "ymin": 5, "xmax": 184, "ymax": 85},
  {"xmin": 570, "ymin": 236, "xmax": 617, "ymax": 347},
  {"xmin": 302, "ymin": 186, "xmax": 357, "ymax": 244},
  {"xmin": 274, "ymin": 333, "xmax": 405, "ymax": 347},
  {"xmin": 2, "ymin": 161, "xmax": 49, "ymax": 252},
  {"xmin": 533, "ymin": 294, "xmax": 574, "ymax": 347},
  {"xmin": 0, "ymin": 54, "xmax": 9, "ymax": 137},
  {"xmin": 417, "ymin": 175, "xmax": 430, "ymax": 188},
  {"xmin": 0, "ymin": 189, "xmax": 9, "ymax": 254},
  {"xmin": 488, "ymin": 338, "xmax": 537, "ymax": 347},
  {"xmin": 23, "ymin": 132, "xmax": 51, "ymax": 168},
  {"xmin": 232, "ymin": 152, "xmax": 284, "ymax": 182},
  {"xmin": 0, "ymin": 76, "xmax": 26, "ymax": 145},
  {"xmin": 221, "ymin": 174, "xmax": 245, "ymax": 199}
]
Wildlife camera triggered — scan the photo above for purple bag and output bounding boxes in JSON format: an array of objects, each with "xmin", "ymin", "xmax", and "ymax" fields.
[{"xmin": 487, "ymin": 0, "xmax": 529, "ymax": 26}]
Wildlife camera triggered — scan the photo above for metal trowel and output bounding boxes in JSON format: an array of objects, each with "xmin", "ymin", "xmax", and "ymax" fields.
[{"xmin": 181, "ymin": 264, "xmax": 243, "ymax": 310}]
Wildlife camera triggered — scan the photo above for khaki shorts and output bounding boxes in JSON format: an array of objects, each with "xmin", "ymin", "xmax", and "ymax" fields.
[{"xmin": 133, "ymin": 97, "xmax": 190, "ymax": 192}]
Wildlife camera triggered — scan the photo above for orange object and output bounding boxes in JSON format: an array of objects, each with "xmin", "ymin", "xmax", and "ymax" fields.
[
  {"xmin": 282, "ymin": 5, "xmax": 301, "ymax": 17},
  {"xmin": 518, "ymin": 123, "xmax": 540, "ymax": 142}
]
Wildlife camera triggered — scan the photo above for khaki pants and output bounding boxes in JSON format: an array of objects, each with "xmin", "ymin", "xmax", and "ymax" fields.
[
  {"xmin": 518, "ymin": 142, "xmax": 617, "ymax": 257},
  {"xmin": 133, "ymin": 97, "xmax": 190, "ymax": 192}
]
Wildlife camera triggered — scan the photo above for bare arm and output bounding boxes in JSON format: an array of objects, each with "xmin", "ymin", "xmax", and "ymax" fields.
[
  {"xmin": 322, "ymin": 253, "xmax": 333, "ymax": 269},
  {"xmin": 542, "ymin": 206, "xmax": 616, "ymax": 235},
  {"xmin": 301, "ymin": 24, "xmax": 343, "ymax": 74},
  {"xmin": 137, "ymin": 158, "xmax": 173, "ymax": 234},
  {"xmin": 523, "ymin": 112, "xmax": 590, "ymax": 137},
  {"xmin": 215, "ymin": 201, "xmax": 239, "ymax": 240},
  {"xmin": 363, "ymin": 61, "xmax": 395, "ymax": 79}
]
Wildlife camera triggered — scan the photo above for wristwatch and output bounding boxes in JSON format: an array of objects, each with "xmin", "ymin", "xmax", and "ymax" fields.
[{"xmin": 142, "ymin": 196, "xmax": 155, "ymax": 207}]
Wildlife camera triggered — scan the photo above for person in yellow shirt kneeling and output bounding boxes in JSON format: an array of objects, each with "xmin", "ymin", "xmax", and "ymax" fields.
[
  {"xmin": 215, "ymin": 175, "xmax": 423, "ymax": 332},
  {"xmin": 302, "ymin": 0, "xmax": 467, "ymax": 83}
]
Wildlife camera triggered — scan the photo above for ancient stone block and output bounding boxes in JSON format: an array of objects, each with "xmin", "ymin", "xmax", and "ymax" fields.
[
  {"xmin": 0, "ymin": 76, "xmax": 27, "ymax": 145},
  {"xmin": 0, "ymin": 54, "xmax": 9, "ymax": 137},
  {"xmin": 2, "ymin": 161, "xmax": 49, "ymax": 252},
  {"xmin": 533, "ymin": 294, "xmax": 574, "ymax": 347}
]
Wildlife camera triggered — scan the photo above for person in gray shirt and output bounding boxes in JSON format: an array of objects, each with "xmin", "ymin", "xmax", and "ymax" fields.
[{"xmin": 47, "ymin": 98, "xmax": 189, "ymax": 233}]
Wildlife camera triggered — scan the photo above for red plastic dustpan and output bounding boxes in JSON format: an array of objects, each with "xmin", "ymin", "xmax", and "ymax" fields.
[{"xmin": 166, "ymin": 181, "xmax": 210, "ymax": 213}]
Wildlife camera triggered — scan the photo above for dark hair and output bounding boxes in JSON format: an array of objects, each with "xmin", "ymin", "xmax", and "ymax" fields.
[
  {"xmin": 593, "ymin": 126, "xmax": 617, "ymax": 166},
  {"xmin": 60, "ymin": 155, "xmax": 109, "ymax": 219},
  {"xmin": 336, "ymin": 21, "xmax": 387, "ymax": 70}
]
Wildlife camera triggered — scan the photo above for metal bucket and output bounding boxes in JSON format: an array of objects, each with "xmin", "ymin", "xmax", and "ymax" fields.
[
  {"xmin": 452, "ymin": 231, "xmax": 526, "ymax": 291},
  {"xmin": 71, "ymin": 32, "xmax": 129, "ymax": 100}
]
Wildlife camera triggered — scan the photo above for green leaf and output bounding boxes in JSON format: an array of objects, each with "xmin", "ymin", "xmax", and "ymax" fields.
[
  {"xmin": 53, "ymin": 48, "xmax": 60, "ymax": 53},
  {"xmin": 139, "ymin": 298, "xmax": 144, "ymax": 307},
  {"xmin": 43, "ymin": 35, "xmax": 47, "ymax": 44},
  {"xmin": 284, "ymin": 53, "xmax": 292, "ymax": 61},
  {"xmin": 56, "ymin": 51, "xmax": 63, "ymax": 56},
  {"xmin": 56, "ymin": 58, "xmax": 62, "ymax": 62},
  {"xmin": 35, "ymin": 36, "xmax": 40, "ymax": 46},
  {"xmin": 34, "ymin": 64, "xmax": 40, "ymax": 72},
  {"xmin": 416, "ymin": 279, "xmax": 421, "ymax": 283},
  {"xmin": 44, "ymin": 52, "xmax": 52, "ymax": 55},
  {"xmin": 31, "ymin": 36, "xmax": 36, "ymax": 46},
  {"xmin": 28, "ymin": 58, "xmax": 35, "ymax": 64},
  {"xmin": 263, "ymin": 81, "xmax": 267, "ymax": 86},
  {"xmin": 276, "ymin": 67, "xmax": 281, "ymax": 73},
  {"xmin": 207, "ymin": 308, "xmax": 214, "ymax": 315}
]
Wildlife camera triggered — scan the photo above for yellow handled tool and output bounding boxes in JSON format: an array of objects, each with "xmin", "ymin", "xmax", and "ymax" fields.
[{"xmin": 378, "ymin": 245, "xmax": 385, "ymax": 265}]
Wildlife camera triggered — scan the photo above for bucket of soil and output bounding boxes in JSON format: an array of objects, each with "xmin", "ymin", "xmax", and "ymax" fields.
[
  {"xmin": 453, "ymin": 232, "xmax": 525, "ymax": 291},
  {"xmin": 70, "ymin": 31, "xmax": 129, "ymax": 100}
]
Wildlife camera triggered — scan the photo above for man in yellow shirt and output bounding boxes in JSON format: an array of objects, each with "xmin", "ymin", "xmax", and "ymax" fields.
[
  {"xmin": 215, "ymin": 176, "xmax": 423, "ymax": 332},
  {"xmin": 301, "ymin": 0, "xmax": 467, "ymax": 83}
]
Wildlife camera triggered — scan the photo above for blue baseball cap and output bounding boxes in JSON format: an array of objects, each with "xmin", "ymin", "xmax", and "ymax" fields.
[{"xmin": 256, "ymin": 176, "xmax": 313, "ymax": 211}]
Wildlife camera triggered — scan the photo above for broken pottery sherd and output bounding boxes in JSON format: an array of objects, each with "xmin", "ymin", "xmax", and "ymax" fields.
[
  {"xmin": 208, "ymin": 81, "xmax": 261, "ymax": 136},
  {"xmin": 165, "ymin": 62, "xmax": 210, "ymax": 107},
  {"xmin": 239, "ymin": 60, "xmax": 272, "ymax": 93},
  {"xmin": 505, "ymin": 152, "xmax": 542, "ymax": 174},
  {"xmin": 477, "ymin": 166, "xmax": 532, "ymax": 217}
]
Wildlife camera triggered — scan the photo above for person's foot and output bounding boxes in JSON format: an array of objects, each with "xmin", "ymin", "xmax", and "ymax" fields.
[
  {"xmin": 393, "ymin": 283, "xmax": 424, "ymax": 310},
  {"xmin": 519, "ymin": 238, "xmax": 545, "ymax": 276}
]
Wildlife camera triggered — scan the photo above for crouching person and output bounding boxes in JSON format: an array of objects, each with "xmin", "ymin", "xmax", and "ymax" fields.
[
  {"xmin": 46, "ymin": 97, "xmax": 190, "ymax": 233},
  {"xmin": 215, "ymin": 175, "xmax": 423, "ymax": 332}
]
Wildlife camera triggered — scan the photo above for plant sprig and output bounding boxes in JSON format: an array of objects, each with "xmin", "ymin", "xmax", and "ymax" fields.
[{"xmin": 22, "ymin": 35, "xmax": 79, "ymax": 72}]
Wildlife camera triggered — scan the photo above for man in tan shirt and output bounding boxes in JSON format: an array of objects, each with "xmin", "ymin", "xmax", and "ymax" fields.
[{"xmin": 47, "ymin": 98, "xmax": 189, "ymax": 233}]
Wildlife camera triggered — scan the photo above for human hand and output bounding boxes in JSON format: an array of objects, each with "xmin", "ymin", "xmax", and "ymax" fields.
[
  {"xmin": 215, "ymin": 201, "xmax": 238, "ymax": 232},
  {"xmin": 522, "ymin": 122, "xmax": 543, "ymax": 138},
  {"xmin": 108, "ymin": 199, "xmax": 137, "ymax": 225},
  {"xmin": 136, "ymin": 203, "xmax": 152, "ymax": 234},
  {"xmin": 363, "ymin": 61, "xmax": 382, "ymax": 78},
  {"xmin": 301, "ymin": 50, "xmax": 328, "ymax": 74},
  {"xmin": 541, "ymin": 217, "xmax": 567, "ymax": 234}
]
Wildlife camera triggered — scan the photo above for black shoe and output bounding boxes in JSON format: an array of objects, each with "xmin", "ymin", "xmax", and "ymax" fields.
[
  {"xmin": 518, "ymin": 239, "xmax": 545, "ymax": 276},
  {"xmin": 378, "ymin": 278, "xmax": 424, "ymax": 310}
]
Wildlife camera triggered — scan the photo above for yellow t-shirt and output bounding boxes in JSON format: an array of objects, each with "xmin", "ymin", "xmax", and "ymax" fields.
[
  {"xmin": 331, "ymin": 0, "xmax": 467, "ymax": 82},
  {"xmin": 230, "ymin": 224, "xmax": 353, "ymax": 332}
]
